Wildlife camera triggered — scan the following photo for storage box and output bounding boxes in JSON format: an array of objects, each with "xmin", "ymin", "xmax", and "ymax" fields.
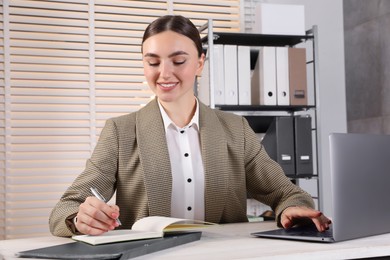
[{"xmin": 254, "ymin": 3, "xmax": 305, "ymax": 35}]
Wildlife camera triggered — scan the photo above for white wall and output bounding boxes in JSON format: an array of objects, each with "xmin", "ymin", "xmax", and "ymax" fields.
[{"xmin": 258, "ymin": 0, "xmax": 348, "ymax": 217}]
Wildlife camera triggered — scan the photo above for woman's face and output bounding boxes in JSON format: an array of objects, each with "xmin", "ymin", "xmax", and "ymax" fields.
[{"xmin": 142, "ymin": 30, "xmax": 204, "ymax": 104}]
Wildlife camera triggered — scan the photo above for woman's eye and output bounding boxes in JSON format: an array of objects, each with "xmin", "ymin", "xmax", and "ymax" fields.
[
  {"xmin": 148, "ymin": 62, "xmax": 159, "ymax": 67},
  {"xmin": 174, "ymin": 60, "xmax": 185, "ymax": 65}
]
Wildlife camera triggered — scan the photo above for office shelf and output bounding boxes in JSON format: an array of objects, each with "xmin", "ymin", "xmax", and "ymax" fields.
[{"xmin": 198, "ymin": 19, "xmax": 321, "ymax": 208}]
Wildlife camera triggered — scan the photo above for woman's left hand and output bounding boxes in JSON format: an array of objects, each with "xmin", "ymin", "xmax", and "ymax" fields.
[{"xmin": 280, "ymin": 206, "xmax": 332, "ymax": 232}]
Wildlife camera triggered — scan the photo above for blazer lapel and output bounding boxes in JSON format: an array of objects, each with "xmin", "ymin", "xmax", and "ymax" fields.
[
  {"xmin": 199, "ymin": 103, "xmax": 229, "ymax": 223},
  {"xmin": 136, "ymin": 99, "xmax": 172, "ymax": 217}
]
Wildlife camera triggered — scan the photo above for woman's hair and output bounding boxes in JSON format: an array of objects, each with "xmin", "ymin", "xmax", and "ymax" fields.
[{"xmin": 142, "ymin": 15, "xmax": 203, "ymax": 57}]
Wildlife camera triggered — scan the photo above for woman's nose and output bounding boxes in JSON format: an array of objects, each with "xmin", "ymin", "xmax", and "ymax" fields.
[{"xmin": 159, "ymin": 61, "xmax": 173, "ymax": 79}]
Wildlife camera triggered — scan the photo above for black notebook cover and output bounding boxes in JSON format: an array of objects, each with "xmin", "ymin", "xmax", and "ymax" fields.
[{"xmin": 16, "ymin": 231, "xmax": 202, "ymax": 259}]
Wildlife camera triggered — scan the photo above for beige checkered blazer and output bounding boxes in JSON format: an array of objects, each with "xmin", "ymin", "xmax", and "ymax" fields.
[{"xmin": 49, "ymin": 98, "xmax": 314, "ymax": 237}]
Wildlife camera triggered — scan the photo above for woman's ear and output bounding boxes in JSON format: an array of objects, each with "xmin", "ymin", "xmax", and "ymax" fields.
[{"xmin": 196, "ymin": 53, "xmax": 206, "ymax": 77}]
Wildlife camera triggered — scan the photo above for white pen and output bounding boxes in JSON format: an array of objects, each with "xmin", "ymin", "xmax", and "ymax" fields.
[{"xmin": 90, "ymin": 187, "xmax": 122, "ymax": 226}]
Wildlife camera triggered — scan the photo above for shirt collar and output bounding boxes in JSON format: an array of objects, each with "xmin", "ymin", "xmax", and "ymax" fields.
[{"xmin": 157, "ymin": 98, "xmax": 200, "ymax": 132}]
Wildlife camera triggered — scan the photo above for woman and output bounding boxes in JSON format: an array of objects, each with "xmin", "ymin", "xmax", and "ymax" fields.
[{"xmin": 49, "ymin": 15, "xmax": 331, "ymax": 237}]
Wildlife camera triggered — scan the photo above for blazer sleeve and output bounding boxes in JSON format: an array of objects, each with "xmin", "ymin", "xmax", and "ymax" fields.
[
  {"xmin": 49, "ymin": 119, "xmax": 119, "ymax": 237},
  {"xmin": 242, "ymin": 117, "xmax": 314, "ymax": 225}
]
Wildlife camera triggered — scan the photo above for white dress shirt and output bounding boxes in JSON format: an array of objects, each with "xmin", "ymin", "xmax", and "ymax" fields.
[{"xmin": 158, "ymin": 99, "xmax": 205, "ymax": 221}]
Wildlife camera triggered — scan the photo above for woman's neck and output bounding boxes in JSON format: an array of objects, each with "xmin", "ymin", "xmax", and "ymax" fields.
[{"xmin": 160, "ymin": 96, "xmax": 197, "ymax": 128}]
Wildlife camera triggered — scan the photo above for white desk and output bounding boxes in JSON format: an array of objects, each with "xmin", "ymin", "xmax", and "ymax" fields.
[{"xmin": 1, "ymin": 222, "xmax": 390, "ymax": 260}]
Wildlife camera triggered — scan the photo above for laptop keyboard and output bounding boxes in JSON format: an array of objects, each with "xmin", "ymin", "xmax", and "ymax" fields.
[{"xmin": 285, "ymin": 225, "xmax": 334, "ymax": 238}]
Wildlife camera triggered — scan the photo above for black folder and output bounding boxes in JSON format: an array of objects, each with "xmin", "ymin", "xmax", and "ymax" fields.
[
  {"xmin": 16, "ymin": 232, "xmax": 201, "ymax": 260},
  {"xmin": 294, "ymin": 116, "xmax": 313, "ymax": 177},
  {"xmin": 261, "ymin": 117, "xmax": 295, "ymax": 176}
]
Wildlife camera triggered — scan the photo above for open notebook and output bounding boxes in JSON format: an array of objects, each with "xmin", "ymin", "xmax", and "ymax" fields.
[
  {"xmin": 252, "ymin": 133, "xmax": 390, "ymax": 242},
  {"xmin": 72, "ymin": 216, "xmax": 214, "ymax": 245}
]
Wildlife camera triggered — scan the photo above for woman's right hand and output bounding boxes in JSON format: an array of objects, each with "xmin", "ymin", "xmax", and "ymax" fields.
[{"xmin": 74, "ymin": 196, "xmax": 120, "ymax": 235}]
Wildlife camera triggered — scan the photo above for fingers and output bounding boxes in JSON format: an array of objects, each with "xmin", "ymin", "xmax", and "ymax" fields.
[
  {"xmin": 312, "ymin": 214, "xmax": 332, "ymax": 232},
  {"xmin": 110, "ymin": 204, "xmax": 120, "ymax": 220},
  {"xmin": 281, "ymin": 206, "xmax": 332, "ymax": 232},
  {"xmin": 75, "ymin": 197, "xmax": 120, "ymax": 235},
  {"xmin": 280, "ymin": 206, "xmax": 319, "ymax": 229}
]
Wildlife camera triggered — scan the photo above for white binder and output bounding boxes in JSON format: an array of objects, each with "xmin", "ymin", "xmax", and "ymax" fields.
[
  {"xmin": 213, "ymin": 44, "xmax": 225, "ymax": 105},
  {"xmin": 237, "ymin": 45, "xmax": 251, "ymax": 105},
  {"xmin": 198, "ymin": 45, "xmax": 225, "ymax": 106},
  {"xmin": 276, "ymin": 47, "xmax": 290, "ymax": 105},
  {"xmin": 223, "ymin": 45, "xmax": 238, "ymax": 105},
  {"xmin": 251, "ymin": 47, "xmax": 277, "ymax": 105}
]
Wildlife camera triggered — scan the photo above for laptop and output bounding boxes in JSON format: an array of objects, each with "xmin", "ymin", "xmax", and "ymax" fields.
[{"xmin": 252, "ymin": 132, "xmax": 390, "ymax": 242}]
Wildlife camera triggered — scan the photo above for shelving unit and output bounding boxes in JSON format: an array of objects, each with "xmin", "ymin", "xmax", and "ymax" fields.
[{"xmin": 198, "ymin": 19, "xmax": 321, "ymax": 209}]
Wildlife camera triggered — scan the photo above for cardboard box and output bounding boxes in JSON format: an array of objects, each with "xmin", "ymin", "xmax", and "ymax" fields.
[{"xmin": 254, "ymin": 3, "xmax": 305, "ymax": 35}]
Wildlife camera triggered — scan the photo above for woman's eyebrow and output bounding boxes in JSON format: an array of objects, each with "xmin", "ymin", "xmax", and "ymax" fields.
[
  {"xmin": 143, "ymin": 53, "xmax": 159, "ymax": 58},
  {"xmin": 168, "ymin": 51, "xmax": 189, "ymax": 58},
  {"xmin": 143, "ymin": 51, "xmax": 189, "ymax": 58}
]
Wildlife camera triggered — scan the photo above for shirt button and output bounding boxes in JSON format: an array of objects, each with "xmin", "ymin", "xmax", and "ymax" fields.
[
  {"xmin": 187, "ymin": 178, "xmax": 192, "ymax": 183},
  {"xmin": 187, "ymin": 206, "xmax": 192, "ymax": 211},
  {"xmin": 184, "ymin": 153, "xmax": 189, "ymax": 157},
  {"xmin": 180, "ymin": 130, "xmax": 185, "ymax": 134}
]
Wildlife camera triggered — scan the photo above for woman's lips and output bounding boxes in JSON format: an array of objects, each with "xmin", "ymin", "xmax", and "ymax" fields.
[{"xmin": 158, "ymin": 82, "xmax": 178, "ymax": 89}]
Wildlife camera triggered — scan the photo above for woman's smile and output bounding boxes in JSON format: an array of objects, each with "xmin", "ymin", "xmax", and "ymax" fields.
[{"xmin": 158, "ymin": 82, "xmax": 179, "ymax": 90}]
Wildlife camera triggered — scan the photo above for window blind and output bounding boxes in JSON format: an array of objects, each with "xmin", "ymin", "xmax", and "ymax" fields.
[
  {"xmin": 0, "ymin": 0, "xmax": 239, "ymax": 240},
  {"xmin": 0, "ymin": 0, "xmax": 5, "ymax": 240}
]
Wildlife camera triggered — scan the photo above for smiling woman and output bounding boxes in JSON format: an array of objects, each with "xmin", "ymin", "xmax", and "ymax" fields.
[
  {"xmin": 0, "ymin": 1, "xmax": 242, "ymax": 240},
  {"xmin": 49, "ymin": 15, "xmax": 330, "ymax": 238}
]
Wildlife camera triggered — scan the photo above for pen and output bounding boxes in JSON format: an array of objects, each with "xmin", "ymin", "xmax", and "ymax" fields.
[{"xmin": 90, "ymin": 187, "xmax": 122, "ymax": 226}]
